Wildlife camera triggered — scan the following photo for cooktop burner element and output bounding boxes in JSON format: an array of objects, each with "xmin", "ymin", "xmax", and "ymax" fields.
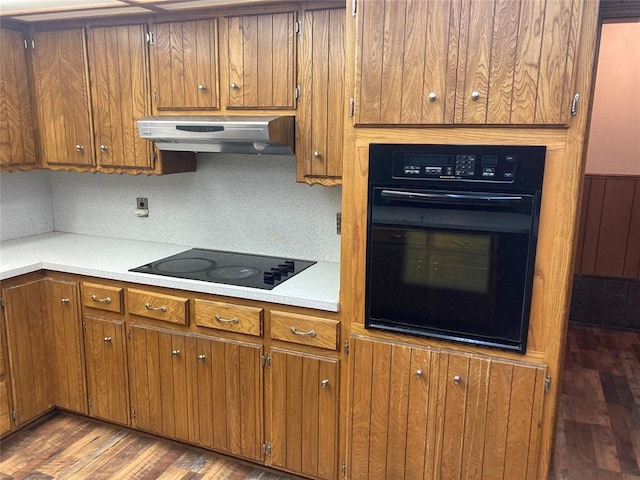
[{"xmin": 129, "ymin": 248, "xmax": 316, "ymax": 290}]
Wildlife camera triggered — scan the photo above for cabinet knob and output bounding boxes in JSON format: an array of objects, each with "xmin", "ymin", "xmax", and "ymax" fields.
[
  {"xmin": 61, "ymin": 298, "xmax": 70, "ymax": 305},
  {"xmin": 104, "ymin": 336, "xmax": 112, "ymax": 342},
  {"xmin": 313, "ymin": 151, "xmax": 321, "ymax": 158},
  {"xmin": 198, "ymin": 84, "xmax": 207, "ymax": 91},
  {"xmin": 75, "ymin": 144, "xmax": 84, "ymax": 152},
  {"xmin": 230, "ymin": 82, "xmax": 238, "ymax": 90},
  {"xmin": 453, "ymin": 375, "xmax": 461, "ymax": 385},
  {"xmin": 471, "ymin": 91, "xmax": 480, "ymax": 101},
  {"xmin": 321, "ymin": 379, "xmax": 329, "ymax": 389},
  {"xmin": 99, "ymin": 144, "xmax": 109, "ymax": 152},
  {"xmin": 428, "ymin": 92, "xmax": 437, "ymax": 102},
  {"xmin": 416, "ymin": 369, "xmax": 423, "ymax": 378},
  {"xmin": 172, "ymin": 350, "xmax": 180, "ymax": 357},
  {"xmin": 197, "ymin": 354, "xmax": 206, "ymax": 362}
]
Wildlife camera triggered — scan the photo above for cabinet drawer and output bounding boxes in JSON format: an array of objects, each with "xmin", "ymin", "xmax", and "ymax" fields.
[
  {"xmin": 82, "ymin": 282, "xmax": 124, "ymax": 313},
  {"xmin": 128, "ymin": 288, "xmax": 189, "ymax": 325},
  {"xmin": 194, "ymin": 299, "xmax": 263, "ymax": 337},
  {"xmin": 270, "ymin": 311, "xmax": 340, "ymax": 350}
]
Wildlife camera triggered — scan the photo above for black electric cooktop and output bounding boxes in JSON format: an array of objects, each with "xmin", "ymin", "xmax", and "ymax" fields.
[{"xmin": 129, "ymin": 248, "xmax": 316, "ymax": 290}]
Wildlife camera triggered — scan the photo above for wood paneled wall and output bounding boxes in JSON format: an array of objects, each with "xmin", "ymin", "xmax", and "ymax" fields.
[{"xmin": 574, "ymin": 175, "xmax": 640, "ymax": 279}]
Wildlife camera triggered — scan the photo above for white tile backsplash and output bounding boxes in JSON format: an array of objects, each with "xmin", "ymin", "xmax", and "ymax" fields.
[
  {"xmin": 0, "ymin": 170, "xmax": 54, "ymax": 241},
  {"xmin": 47, "ymin": 154, "xmax": 342, "ymax": 262}
]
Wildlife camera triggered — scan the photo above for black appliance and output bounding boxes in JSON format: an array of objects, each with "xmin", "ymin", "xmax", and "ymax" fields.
[
  {"xmin": 366, "ymin": 143, "xmax": 546, "ymax": 353},
  {"xmin": 130, "ymin": 249, "xmax": 316, "ymax": 290}
]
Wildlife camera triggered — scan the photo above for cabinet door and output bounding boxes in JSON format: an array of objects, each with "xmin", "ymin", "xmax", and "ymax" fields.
[
  {"xmin": 151, "ymin": 19, "xmax": 219, "ymax": 111},
  {"xmin": 31, "ymin": 28, "xmax": 93, "ymax": 167},
  {"xmin": 297, "ymin": 7, "xmax": 345, "ymax": 185},
  {"xmin": 269, "ymin": 348, "xmax": 338, "ymax": 480},
  {"xmin": 45, "ymin": 278, "xmax": 87, "ymax": 414},
  {"xmin": 0, "ymin": 28, "xmax": 37, "ymax": 169},
  {"xmin": 349, "ymin": 337, "xmax": 433, "ymax": 480},
  {"xmin": 88, "ymin": 24, "xmax": 153, "ymax": 170},
  {"xmin": 185, "ymin": 334, "xmax": 263, "ymax": 461},
  {"xmin": 84, "ymin": 316, "xmax": 129, "ymax": 425},
  {"xmin": 2, "ymin": 279, "xmax": 52, "ymax": 427},
  {"xmin": 431, "ymin": 352, "xmax": 546, "ymax": 480},
  {"xmin": 0, "ymin": 315, "xmax": 12, "ymax": 436},
  {"xmin": 128, "ymin": 324, "xmax": 189, "ymax": 442},
  {"xmin": 225, "ymin": 12, "xmax": 296, "ymax": 109}
]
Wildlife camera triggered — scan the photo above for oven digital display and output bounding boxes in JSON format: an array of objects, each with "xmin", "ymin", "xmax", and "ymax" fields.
[{"xmin": 405, "ymin": 154, "xmax": 453, "ymax": 167}]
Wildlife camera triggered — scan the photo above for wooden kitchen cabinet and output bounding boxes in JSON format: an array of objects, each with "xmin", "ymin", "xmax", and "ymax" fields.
[
  {"xmin": 0, "ymin": 313, "xmax": 12, "ymax": 436},
  {"xmin": 88, "ymin": 23, "xmax": 154, "ymax": 171},
  {"xmin": 1, "ymin": 278, "xmax": 52, "ymax": 427},
  {"xmin": 149, "ymin": 18, "xmax": 220, "ymax": 111},
  {"xmin": 224, "ymin": 11, "xmax": 297, "ymax": 109},
  {"xmin": 0, "ymin": 28, "xmax": 37, "ymax": 170},
  {"xmin": 348, "ymin": 337, "xmax": 546, "ymax": 479},
  {"xmin": 45, "ymin": 278, "xmax": 87, "ymax": 414},
  {"xmin": 268, "ymin": 348, "xmax": 339, "ymax": 480},
  {"xmin": 355, "ymin": 0, "xmax": 583, "ymax": 125},
  {"xmin": 296, "ymin": 6, "xmax": 345, "ymax": 185},
  {"xmin": 83, "ymin": 316, "xmax": 129, "ymax": 425},
  {"xmin": 31, "ymin": 28, "xmax": 94, "ymax": 168}
]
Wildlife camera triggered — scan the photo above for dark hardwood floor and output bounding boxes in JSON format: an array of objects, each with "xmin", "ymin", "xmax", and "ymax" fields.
[
  {"xmin": 1, "ymin": 323, "xmax": 639, "ymax": 479},
  {"xmin": 550, "ymin": 324, "xmax": 640, "ymax": 480}
]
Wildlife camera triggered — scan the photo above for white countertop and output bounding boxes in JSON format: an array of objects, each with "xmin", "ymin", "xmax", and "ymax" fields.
[{"xmin": 0, "ymin": 232, "xmax": 340, "ymax": 312}]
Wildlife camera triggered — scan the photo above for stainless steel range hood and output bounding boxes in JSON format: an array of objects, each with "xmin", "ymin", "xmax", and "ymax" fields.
[{"xmin": 137, "ymin": 115, "xmax": 295, "ymax": 155}]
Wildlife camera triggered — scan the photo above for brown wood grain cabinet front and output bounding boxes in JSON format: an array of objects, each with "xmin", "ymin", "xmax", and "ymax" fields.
[
  {"xmin": 355, "ymin": 0, "xmax": 584, "ymax": 125},
  {"xmin": 128, "ymin": 288, "xmax": 189, "ymax": 325},
  {"xmin": 150, "ymin": 18, "xmax": 220, "ymax": 111},
  {"xmin": 31, "ymin": 28, "xmax": 94, "ymax": 168},
  {"xmin": 348, "ymin": 336, "xmax": 546, "ymax": 480},
  {"xmin": 194, "ymin": 299, "xmax": 263, "ymax": 337},
  {"xmin": 0, "ymin": 310, "xmax": 11, "ymax": 436},
  {"xmin": 0, "ymin": 28, "xmax": 37, "ymax": 170},
  {"xmin": 271, "ymin": 310, "xmax": 340, "ymax": 351}
]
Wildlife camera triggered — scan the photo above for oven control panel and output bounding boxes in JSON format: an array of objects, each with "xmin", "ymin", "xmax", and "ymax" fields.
[{"xmin": 393, "ymin": 151, "xmax": 517, "ymax": 182}]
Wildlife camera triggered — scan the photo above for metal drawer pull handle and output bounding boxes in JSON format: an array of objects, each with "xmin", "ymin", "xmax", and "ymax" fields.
[
  {"xmin": 91, "ymin": 294, "xmax": 112, "ymax": 304},
  {"xmin": 416, "ymin": 369, "xmax": 423, "ymax": 378},
  {"xmin": 145, "ymin": 303, "xmax": 167, "ymax": 312},
  {"xmin": 290, "ymin": 327, "xmax": 316, "ymax": 337},
  {"xmin": 215, "ymin": 314, "xmax": 239, "ymax": 324},
  {"xmin": 321, "ymin": 379, "xmax": 329, "ymax": 389},
  {"xmin": 172, "ymin": 350, "xmax": 180, "ymax": 357},
  {"xmin": 453, "ymin": 375, "xmax": 461, "ymax": 385},
  {"xmin": 61, "ymin": 298, "xmax": 70, "ymax": 305},
  {"xmin": 104, "ymin": 336, "xmax": 112, "ymax": 342},
  {"xmin": 197, "ymin": 354, "xmax": 206, "ymax": 361}
]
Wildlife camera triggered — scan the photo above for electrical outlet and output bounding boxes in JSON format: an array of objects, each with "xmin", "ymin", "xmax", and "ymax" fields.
[{"xmin": 137, "ymin": 197, "xmax": 148, "ymax": 209}]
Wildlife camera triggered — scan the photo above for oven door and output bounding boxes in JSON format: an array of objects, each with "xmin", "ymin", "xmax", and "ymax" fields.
[{"xmin": 365, "ymin": 188, "xmax": 540, "ymax": 352}]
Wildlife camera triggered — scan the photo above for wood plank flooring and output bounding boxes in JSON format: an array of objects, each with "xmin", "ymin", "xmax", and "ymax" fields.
[
  {"xmin": 550, "ymin": 324, "xmax": 640, "ymax": 480},
  {"xmin": 1, "ymin": 323, "xmax": 639, "ymax": 479},
  {"xmin": 0, "ymin": 414, "xmax": 293, "ymax": 480}
]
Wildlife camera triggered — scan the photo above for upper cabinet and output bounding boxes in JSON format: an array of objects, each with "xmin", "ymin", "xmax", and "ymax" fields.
[
  {"xmin": 0, "ymin": 28, "xmax": 37, "ymax": 170},
  {"xmin": 355, "ymin": 0, "xmax": 584, "ymax": 126},
  {"xmin": 296, "ymin": 6, "xmax": 345, "ymax": 185},
  {"xmin": 149, "ymin": 19, "xmax": 220, "ymax": 111},
  {"xmin": 88, "ymin": 23, "xmax": 154, "ymax": 170},
  {"xmin": 31, "ymin": 28, "xmax": 94, "ymax": 168},
  {"xmin": 223, "ymin": 11, "xmax": 297, "ymax": 109}
]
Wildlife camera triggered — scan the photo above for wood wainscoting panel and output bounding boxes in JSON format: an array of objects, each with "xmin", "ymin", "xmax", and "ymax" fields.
[{"xmin": 575, "ymin": 175, "xmax": 640, "ymax": 279}]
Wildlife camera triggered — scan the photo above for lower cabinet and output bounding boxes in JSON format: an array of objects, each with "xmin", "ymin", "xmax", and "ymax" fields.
[
  {"xmin": 83, "ymin": 316, "xmax": 130, "ymax": 425},
  {"xmin": 349, "ymin": 336, "xmax": 546, "ymax": 480},
  {"xmin": 0, "ymin": 313, "xmax": 11, "ymax": 436},
  {"xmin": 268, "ymin": 348, "xmax": 339, "ymax": 480},
  {"xmin": 128, "ymin": 324, "xmax": 264, "ymax": 461}
]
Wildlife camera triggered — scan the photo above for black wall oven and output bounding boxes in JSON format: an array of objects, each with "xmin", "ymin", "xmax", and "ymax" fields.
[{"xmin": 365, "ymin": 144, "xmax": 546, "ymax": 353}]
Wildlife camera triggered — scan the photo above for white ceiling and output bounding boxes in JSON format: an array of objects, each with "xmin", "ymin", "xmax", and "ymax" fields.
[{"xmin": 0, "ymin": 0, "xmax": 273, "ymax": 22}]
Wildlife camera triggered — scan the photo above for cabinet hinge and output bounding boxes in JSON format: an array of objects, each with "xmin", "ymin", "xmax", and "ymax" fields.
[
  {"xmin": 344, "ymin": 340, "xmax": 349, "ymax": 356},
  {"xmin": 295, "ymin": 84, "xmax": 301, "ymax": 101},
  {"xmin": 352, "ymin": 0, "xmax": 358, "ymax": 16},
  {"xmin": 127, "ymin": 329, "xmax": 131, "ymax": 340},
  {"xmin": 295, "ymin": 19, "xmax": 302, "ymax": 36},
  {"xmin": 571, "ymin": 93, "xmax": 580, "ymax": 117},
  {"xmin": 342, "ymin": 461, "xmax": 347, "ymax": 476},
  {"xmin": 349, "ymin": 97, "xmax": 355, "ymax": 117},
  {"xmin": 0, "ymin": 298, "xmax": 4, "ymax": 309},
  {"xmin": 24, "ymin": 39, "xmax": 28, "ymax": 49},
  {"xmin": 146, "ymin": 32, "xmax": 154, "ymax": 45},
  {"xmin": 262, "ymin": 441, "xmax": 272, "ymax": 456},
  {"xmin": 544, "ymin": 374, "xmax": 552, "ymax": 393},
  {"xmin": 82, "ymin": 320, "xmax": 86, "ymax": 332},
  {"xmin": 262, "ymin": 353, "xmax": 271, "ymax": 368},
  {"xmin": 131, "ymin": 408, "xmax": 136, "ymax": 419},
  {"xmin": 9, "ymin": 409, "xmax": 16, "ymax": 422},
  {"xmin": 88, "ymin": 397, "xmax": 92, "ymax": 410},
  {"xmin": 153, "ymin": 88, "xmax": 157, "ymax": 102}
]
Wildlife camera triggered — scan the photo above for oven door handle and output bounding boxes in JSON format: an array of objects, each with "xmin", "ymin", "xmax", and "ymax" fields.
[{"xmin": 380, "ymin": 189, "xmax": 524, "ymax": 205}]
